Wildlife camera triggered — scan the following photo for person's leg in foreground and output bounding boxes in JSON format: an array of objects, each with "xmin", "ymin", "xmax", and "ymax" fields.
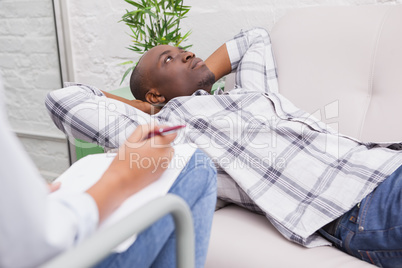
[
  {"xmin": 321, "ymin": 165, "xmax": 402, "ymax": 268},
  {"xmin": 96, "ymin": 149, "xmax": 217, "ymax": 268}
]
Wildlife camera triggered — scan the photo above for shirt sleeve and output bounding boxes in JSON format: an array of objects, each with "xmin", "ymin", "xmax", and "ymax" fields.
[
  {"xmin": 45, "ymin": 83, "xmax": 151, "ymax": 149},
  {"xmin": 225, "ymin": 27, "xmax": 279, "ymax": 94},
  {"xmin": 0, "ymin": 94, "xmax": 98, "ymax": 267}
]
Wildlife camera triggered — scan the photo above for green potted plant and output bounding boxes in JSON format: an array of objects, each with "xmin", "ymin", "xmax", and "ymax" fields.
[{"xmin": 120, "ymin": 0, "xmax": 192, "ymax": 84}]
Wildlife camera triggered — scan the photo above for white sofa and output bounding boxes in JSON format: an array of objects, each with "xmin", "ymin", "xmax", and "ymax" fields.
[{"xmin": 206, "ymin": 5, "xmax": 402, "ymax": 268}]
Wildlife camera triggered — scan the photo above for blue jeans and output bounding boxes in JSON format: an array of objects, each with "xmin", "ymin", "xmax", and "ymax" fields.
[
  {"xmin": 320, "ymin": 165, "xmax": 402, "ymax": 268},
  {"xmin": 95, "ymin": 149, "xmax": 217, "ymax": 268}
]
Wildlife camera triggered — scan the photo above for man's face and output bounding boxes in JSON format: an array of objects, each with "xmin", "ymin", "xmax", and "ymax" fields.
[{"xmin": 140, "ymin": 45, "xmax": 215, "ymax": 102}]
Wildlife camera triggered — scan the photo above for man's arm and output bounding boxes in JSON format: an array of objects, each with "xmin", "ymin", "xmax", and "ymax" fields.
[
  {"xmin": 46, "ymin": 84, "xmax": 151, "ymax": 148},
  {"xmin": 216, "ymin": 27, "xmax": 279, "ymax": 94},
  {"xmin": 205, "ymin": 44, "xmax": 232, "ymax": 82}
]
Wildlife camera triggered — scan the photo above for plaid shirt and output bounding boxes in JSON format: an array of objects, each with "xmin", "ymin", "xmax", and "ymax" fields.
[{"xmin": 46, "ymin": 28, "xmax": 402, "ymax": 247}]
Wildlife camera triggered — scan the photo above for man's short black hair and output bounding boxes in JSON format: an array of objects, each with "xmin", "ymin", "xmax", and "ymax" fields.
[{"xmin": 129, "ymin": 59, "xmax": 148, "ymax": 101}]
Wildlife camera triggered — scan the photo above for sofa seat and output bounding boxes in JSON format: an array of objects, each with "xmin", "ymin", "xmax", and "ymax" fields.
[{"xmin": 206, "ymin": 205, "xmax": 373, "ymax": 267}]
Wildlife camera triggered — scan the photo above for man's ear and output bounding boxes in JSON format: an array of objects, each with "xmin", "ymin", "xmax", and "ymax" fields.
[{"xmin": 145, "ymin": 88, "xmax": 166, "ymax": 105}]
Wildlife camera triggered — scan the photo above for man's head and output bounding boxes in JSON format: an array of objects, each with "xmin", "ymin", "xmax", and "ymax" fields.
[{"xmin": 130, "ymin": 45, "xmax": 215, "ymax": 105}]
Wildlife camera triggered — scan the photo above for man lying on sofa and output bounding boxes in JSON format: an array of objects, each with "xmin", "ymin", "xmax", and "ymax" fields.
[{"xmin": 46, "ymin": 27, "xmax": 402, "ymax": 267}]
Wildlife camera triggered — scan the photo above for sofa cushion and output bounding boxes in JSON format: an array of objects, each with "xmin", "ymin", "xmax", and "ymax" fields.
[
  {"xmin": 206, "ymin": 205, "xmax": 374, "ymax": 267},
  {"xmin": 271, "ymin": 5, "xmax": 402, "ymax": 142}
]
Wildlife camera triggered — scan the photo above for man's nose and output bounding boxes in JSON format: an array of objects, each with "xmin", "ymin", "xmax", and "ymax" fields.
[{"xmin": 182, "ymin": 51, "xmax": 195, "ymax": 62}]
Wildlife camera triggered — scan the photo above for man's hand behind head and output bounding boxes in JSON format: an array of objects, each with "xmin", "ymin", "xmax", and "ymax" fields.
[{"xmin": 128, "ymin": 99, "xmax": 162, "ymax": 115}]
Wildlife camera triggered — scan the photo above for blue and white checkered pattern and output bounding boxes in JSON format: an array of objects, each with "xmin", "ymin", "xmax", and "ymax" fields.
[{"xmin": 46, "ymin": 28, "xmax": 402, "ymax": 247}]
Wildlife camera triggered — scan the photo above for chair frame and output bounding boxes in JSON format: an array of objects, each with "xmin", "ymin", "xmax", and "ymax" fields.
[{"xmin": 42, "ymin": 194, "xmax": 195, "ymax": 268}]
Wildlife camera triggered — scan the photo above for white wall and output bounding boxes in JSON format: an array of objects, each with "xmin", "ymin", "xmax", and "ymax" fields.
[
  {"xmin": 0, "ymin": 0, "xmax": 69, "ymax": 181},
  {"xmin": 67, "ymin": 0, "xmax": 401, "ymax": 91}
]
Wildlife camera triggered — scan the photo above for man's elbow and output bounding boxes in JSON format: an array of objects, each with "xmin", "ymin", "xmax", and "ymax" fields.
[
  {"xmin": 44, "ymin": 86, "xmax": 87, "ymax": 133},
  {"xmin": 45, "ymin": 89, "xmax": 67, "ymax": 133}
]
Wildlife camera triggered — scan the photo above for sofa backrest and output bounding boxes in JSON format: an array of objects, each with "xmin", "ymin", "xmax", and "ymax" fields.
[{"xmin": 270, "ymin": 5, "xmax": 402, "ymax": 142}]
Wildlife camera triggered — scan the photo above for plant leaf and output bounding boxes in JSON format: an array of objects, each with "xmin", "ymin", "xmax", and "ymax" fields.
[
  {"xmin": 120, "ymin": 64, "xmax": 136, "ymax": 85},
  {"xmin": 124, "ymin": 0, "xmax": 144, "ymax": 9},
  {"xmin": 119, "ymin": 0, "xmax": 192, "ymax": 83},
  {"xmin": 118, "ymin": 60, "xmax": 134, "ymax": 66}
]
